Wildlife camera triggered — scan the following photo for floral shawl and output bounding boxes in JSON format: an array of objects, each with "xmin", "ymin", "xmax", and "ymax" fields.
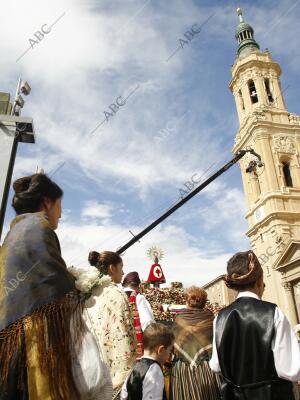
[
  {"xmin": 173, "ymin": 308, "xmax": 214, "ymax": 368},
  {"xmin": 73, "ymin": 274, "xmax": 137, "ymax": 389}
]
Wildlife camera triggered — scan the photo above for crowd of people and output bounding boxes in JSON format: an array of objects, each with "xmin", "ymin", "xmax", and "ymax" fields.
[
  {"xmin": 141, "ymin": 282, "xmax": 222, "ymax": 322},
  {"xmin": 1, "ymin": 172, "xmax": 300, "ymax": 400}
]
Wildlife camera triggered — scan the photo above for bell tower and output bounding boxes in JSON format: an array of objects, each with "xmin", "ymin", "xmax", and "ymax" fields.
[{"xmin": 230, "ymin": 8, "xmax": 300, "ymax": 324}]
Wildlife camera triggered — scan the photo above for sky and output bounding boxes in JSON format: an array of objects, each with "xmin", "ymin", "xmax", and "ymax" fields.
[{"xmin": 0, "ymin": 0, "xmax": 300, "ymax": 287}]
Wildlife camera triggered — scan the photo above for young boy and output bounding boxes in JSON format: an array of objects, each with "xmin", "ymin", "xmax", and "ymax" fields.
[
  {"xmin": 121, "ymin": 323, "xmax": 174, "ymax": 400},
  {"xmin": 209, "ymin": 250, "xmax": 300, "ymax": 400}
]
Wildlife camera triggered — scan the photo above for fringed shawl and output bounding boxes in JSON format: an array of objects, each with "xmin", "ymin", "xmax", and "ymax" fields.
[
  {"xmin": 0, "ymin": 211, "xmax": 85, "ymax": 399},
  {"xmin": 173, "ymin": 308, "xmax": 214, "ymax": 368}
]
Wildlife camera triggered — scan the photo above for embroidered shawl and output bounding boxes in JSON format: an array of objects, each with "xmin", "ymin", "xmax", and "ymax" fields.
[
  {"xmin": 85, "ymin": 277, "xmax": 137, "ymax": 389},
  {"xmin": 172, "ymin": 308, "xmax": 214, "ymax": 367}
]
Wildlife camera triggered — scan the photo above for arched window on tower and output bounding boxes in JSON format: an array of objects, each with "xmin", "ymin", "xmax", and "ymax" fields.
[
  {"xmin": 264, "ymin": 78, "xmax": 274, "ymax": 103},
  {"xmin": 282, "ymin": 162, "xmax": 293, "ymax": 187},
  {"xmin": 238, "ymin": 90, "xmax": 245, "ymax": 111},
  {"xmin": 248, "ymin": 80, "xmax": 258, "ymax": 103}
]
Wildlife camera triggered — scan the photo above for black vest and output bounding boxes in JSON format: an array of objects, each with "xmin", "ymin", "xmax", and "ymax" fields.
[
  {"xmin": 126, "ymin": 358, "xmax": 166, "ymax": 400},
  {"xmin": 216, "ymin": 297, "xmax": 294, "ymax": 400}
]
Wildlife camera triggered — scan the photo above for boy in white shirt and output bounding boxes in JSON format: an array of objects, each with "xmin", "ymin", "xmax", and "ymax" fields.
[{"xmin": 121, "ymin": 323, "xmax": 174, "ymax": 400}]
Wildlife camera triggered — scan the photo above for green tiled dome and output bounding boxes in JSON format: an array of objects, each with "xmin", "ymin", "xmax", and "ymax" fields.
[
  {"xmin": 235, "ymin": 8, "xmax": 260, "ymax": 57},
  {"xmin": 236, "ymin": 22, "xmax": 254, "ymax": 37}
]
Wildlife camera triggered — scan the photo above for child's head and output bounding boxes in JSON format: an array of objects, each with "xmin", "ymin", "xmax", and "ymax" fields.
[{"xmin": 143, "ymin": 323, "xmax": 174, "ymax": 364}]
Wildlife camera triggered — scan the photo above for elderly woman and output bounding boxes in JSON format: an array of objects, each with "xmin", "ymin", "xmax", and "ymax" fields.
[{"xmin": 171, "ymin": 286, "xmax": 221, "ymax": 400}]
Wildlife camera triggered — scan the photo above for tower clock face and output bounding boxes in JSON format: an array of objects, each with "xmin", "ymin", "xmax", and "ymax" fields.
[{"xmin": 153, "ymin": 266, "xmax": 163, "ymax": 279}]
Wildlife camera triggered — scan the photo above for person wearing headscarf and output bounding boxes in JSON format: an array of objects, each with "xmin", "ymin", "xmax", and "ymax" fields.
[
  {"xmin": 0, "ymin": 173, "xmax": 109, "ymax": 399},
  {"xmin": 122, "ymin": 271, "xmax": 155, "ymax": 358},
  {"xmin": 171, "ymin": 286, "xmax": 221, "ymax": 400},
  {"xmin": 209, "ymin": 250, "xmax": 300, "ymax": 400}
]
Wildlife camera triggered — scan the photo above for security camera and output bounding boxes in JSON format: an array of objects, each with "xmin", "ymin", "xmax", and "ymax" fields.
[
  {"xmin": 0, "ymin": 115, "xmax": 35, "ymax": 143},
  {"xmin": 16, "ymin": 94, "xmax": 24, "ymax": 108},
  {"xmin": 246, "ymin": 160, "xmax": 256, "ymax": 173},
  {"xmin": 14, "ymin": 104, "xmax": 22, "ymax": 116},
  {"xmin": 20, "ymin": 80, "xmax": 31, "ymax": 96}
]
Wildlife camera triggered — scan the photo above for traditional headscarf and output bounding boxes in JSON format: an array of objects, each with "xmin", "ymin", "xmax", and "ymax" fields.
[
  {"xmin": 223, "ymin": 251, "xmax": 263, "ymax": 288},
  {"xmin": 123, "ymin": 271, "xmax": 141, "ymax": 286}
]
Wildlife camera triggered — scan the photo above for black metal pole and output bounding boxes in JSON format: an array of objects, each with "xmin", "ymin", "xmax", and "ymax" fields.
[
  {"xmin": 116, "ymin": 149, "xmax": 253, "ymax": 255},
  {"xmin": 0, "ymin": 136, "xmax": 19, "ymax": 241}
]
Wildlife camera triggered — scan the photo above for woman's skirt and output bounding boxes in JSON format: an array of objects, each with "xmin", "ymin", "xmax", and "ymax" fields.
[{"xmin": 171, "ymin": 359, "xmax": 221, "ymax": 400}]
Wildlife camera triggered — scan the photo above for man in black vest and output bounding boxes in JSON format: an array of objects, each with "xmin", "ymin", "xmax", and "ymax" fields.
[{"xmin": 209, "ymin": 250, "xmax": 300, "ymax": 400}]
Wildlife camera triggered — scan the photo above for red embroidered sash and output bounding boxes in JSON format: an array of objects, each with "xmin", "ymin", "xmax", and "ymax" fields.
[{"xmin": 129, "ymin": 291, "xmax": 144, "ymax": 358}]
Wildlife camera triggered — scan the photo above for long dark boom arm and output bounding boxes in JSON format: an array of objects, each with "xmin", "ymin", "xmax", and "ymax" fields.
[{"xmin": 116, "ymin": 148, "xmax": 262, "ymax": 255}]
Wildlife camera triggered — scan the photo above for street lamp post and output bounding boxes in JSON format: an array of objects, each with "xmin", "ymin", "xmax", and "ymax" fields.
[{"xmin": 0, "ymin": 79, "xmax": 35, "ymax": 241}]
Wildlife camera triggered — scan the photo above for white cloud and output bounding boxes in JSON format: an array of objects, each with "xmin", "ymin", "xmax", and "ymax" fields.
[
  {"xmin": 1, "ymin": 0, "xmax": 299, "ymax": 287},
  {"xmin": 81, "ymin": 200, "xmax": 114, "ymax": 221},
  {"xmin": 58, "ymin": 218, "xmax": 230, "ymax": 287}
]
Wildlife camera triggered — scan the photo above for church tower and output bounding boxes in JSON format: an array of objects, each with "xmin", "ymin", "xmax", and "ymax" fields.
[{"xmin": 230, "ymin": 8, "xmax": 300, "ymax": 324}]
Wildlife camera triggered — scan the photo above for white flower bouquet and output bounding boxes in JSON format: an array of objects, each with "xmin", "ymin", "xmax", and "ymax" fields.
[{"xmin": 68, "ymin": 265, "xmax": 103, "ymax": 294}]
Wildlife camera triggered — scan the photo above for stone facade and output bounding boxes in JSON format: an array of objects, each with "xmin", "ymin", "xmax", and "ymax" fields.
[
  {"xmin": 203, "ymin": 275, "xmax": 236, "ymax": 306},
  {"xmin": 229, "ymin": 33, "xmax": 300, "ymax": 325},
  {"xmin": 203, "ymin": 11, "xmax": 300, "ymax": 326}
]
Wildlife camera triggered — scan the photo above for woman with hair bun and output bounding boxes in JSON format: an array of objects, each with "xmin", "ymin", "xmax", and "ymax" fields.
[
  {"xmin": 69, "ymin": 250, "xmax": 137, "ymax": 400},
  {"xmin": 0, "ymin": 173, "xmax": 110, "ymax": 400},
  {"xmin": 69, "ymin": 251, "xmax": 137, "ymax": 399},
  {"xmin": 171, "ymin": 286, "xmax": 221, "ymax": 400}
]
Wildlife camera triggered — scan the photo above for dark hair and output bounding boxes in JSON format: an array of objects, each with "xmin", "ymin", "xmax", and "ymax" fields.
[
  {"xmin": 88, "ymin": 250, "xmax": 122, "ymax": 275},
  {"xmin": 143, "ymin": 323, "xmax": 174, "ymax": 352},
  {"xmin": 186, "ymin": 286, "xmax": 207, "ymax": 309},
  {"xmin": 122, "ymin": 272, "xmax": 141, "ymax": 288},
  {"xmin": 227, "ymin": 251, "xmax": 256, "ymax": 290},
  {"xmin": 12, "ymin": 173, "xmax": 63, "ymax": 214}
]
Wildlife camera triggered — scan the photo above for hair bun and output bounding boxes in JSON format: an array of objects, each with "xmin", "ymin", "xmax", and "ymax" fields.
[
  {"xmin": 88, "ymin": 251, "xmax": 100, "ymax": 266},
  {"xmin": 13, "ymin": 176, "xmax": 32, "ymax": 194}
]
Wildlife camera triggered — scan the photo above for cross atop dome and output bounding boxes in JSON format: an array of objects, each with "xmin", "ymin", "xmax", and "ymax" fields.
[{"xmin": 236, "ymin": 7, "xmax": 244, "ymax": 23}]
